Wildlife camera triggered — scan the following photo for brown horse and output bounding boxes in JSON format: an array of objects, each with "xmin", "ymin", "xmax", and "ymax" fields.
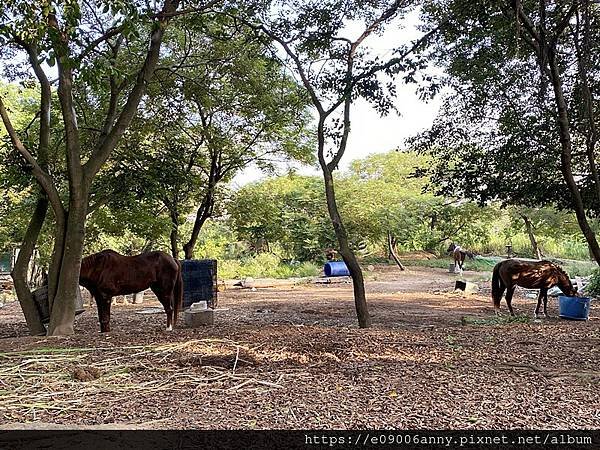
[
  {"xmin": 447, "ymin": 242, "xmax": 474, "ymax": 273},
  {"xmin": 79, "ymin": 250, "xmax": 183, "ymax": 332},
  {"xmin": 324, "ymin": 248, "xmax": 338, "ymax": 261},
  {"xmin": 491, "ymin": 259, "xmax": 577, "ymax": 318}
]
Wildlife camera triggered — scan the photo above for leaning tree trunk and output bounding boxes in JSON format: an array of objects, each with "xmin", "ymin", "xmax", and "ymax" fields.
[
  {"xmin": 7, "ymin": 42, "xmax": 52, "ymax": 335},
  {"xmin": 387, "ymin": 231, "xmax": 406, "ymax": 271},
  {"xmin": 183, "ymin": 169, "xmax": 218, "ymax": 260},
  {"xmin": 321, "ymin": 167, "xmax": 371, "ymax": 328},
  {"xmin": 520, "ymin": 214, "xmax": 543, "ymax": 260},
  {"xmin": 183, "ymin": 192, "xmax": 215, "ymax": 259},
  {"xmin": 11, "ymin": 194, "xmax": 48, "ymax": 335},
  {"xmin": 548, "ymin": 48, "xmax": 600, "ymax": 265},
  {"xmin": 315, "ymin": 88, "xmax": 370, "ymax": 327}
]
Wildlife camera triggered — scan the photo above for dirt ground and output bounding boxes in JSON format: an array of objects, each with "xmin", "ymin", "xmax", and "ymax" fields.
[{"xmin": 0, "ymin": 265, "xmax": 599, "ymax": 429}]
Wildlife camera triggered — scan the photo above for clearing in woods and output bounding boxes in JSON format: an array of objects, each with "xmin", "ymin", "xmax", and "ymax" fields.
[{"xmin": 0, "ymin": 265, "xmax": 598, "ymax": 429}]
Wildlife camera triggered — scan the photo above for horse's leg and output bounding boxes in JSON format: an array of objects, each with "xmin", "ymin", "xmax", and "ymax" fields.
[
  {"xmin": 95, "ymin": 294, "xmax": 112, "ymax": 332},
  {"xmin": 505, "ymin": 286, "xmax": 516, "ymax": 316},
  {"xmin": 534, "ymin": 290, "xmax": 544, "ymax": 319},
  {"xmin": 151, "ymin": 285, "xmax": 173, "ymax": 331},
  {"xmin": 494, "ymin": 282, "xmax": 506, "ymax": 316},
  {"xmin": 542, "ymin": 288, "xmax": 550, "ymax": 318}
]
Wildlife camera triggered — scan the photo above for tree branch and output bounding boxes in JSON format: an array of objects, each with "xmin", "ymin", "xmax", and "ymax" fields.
[
  {"xmin": 83, "ymin": 0, "xmax": 183, "ymax": 182},
  {"xmin": 0, "ymin": 97, "xmax": 64, "ymax": 217},
  {"xmin": 552, "ymin": 0, "xmax": 579, "ymax": 42}
]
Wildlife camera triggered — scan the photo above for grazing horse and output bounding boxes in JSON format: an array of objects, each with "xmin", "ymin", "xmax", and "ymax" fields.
[
  {"xmin": 447, "ymin": 242, "xmax": 474, "ymax": 273},
  {"xmin": 491, "ymin": 259, "xmax": 577, "ymax": 318},
  {"xmin": 79, "ymin": 250, "xmax": 183, "ymax": 332}
]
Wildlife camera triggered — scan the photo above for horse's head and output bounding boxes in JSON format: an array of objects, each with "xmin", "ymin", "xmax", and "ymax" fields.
[
  {"xmin": 555, "ymin": 265, "xmax": 578, "ymax": 296},
  {"xmin": 564, "ymin": 284, "xmax": 578, "ymax": 297},
  {"xmin": 446, "ymin": 242, "xmax": 456, "ymax": 253}
]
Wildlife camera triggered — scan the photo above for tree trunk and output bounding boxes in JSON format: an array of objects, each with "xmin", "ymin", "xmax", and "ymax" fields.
[
  {"xmin": 11, "ymin": 194, "xmax": 48, "ymax": 335},
  {"xmin": 165, "ymin": 201, "xmax": 180, "ymax": 259},
  {"xmin": 170, "ymin": 223, "xmax": 179, "ymax": 260},
  {"xmin": 47, "ymin": 196, "xmax": 88, "ymax": 336},
  {"xmin": 387, "ymin": 231, "xmax": 406, "ymax": 271},
  {"xmin": 47, "ymin": 210, "xmax": 67, "ymax": 312},
  {"xmin": 548, "ymin": 48, "xmax": 600, "ymax": 265},
  {"xmin": 322, "ymin": 168, "xmax": 371, "ymax": 328},
  {"xmin": 183, "ymin": 192, "xmax": 215, "ymax": 260},
  {"xmin": 520, "ymin": 214, "xmax": 543, "ymax": 259}
]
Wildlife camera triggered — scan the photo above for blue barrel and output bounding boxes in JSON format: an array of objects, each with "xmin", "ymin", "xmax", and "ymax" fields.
[
  {"xmin": 324, "ymin": 261, "xmax": 350, "ymax": 277},
  {"xmin": 558, "ymin": 296, "xmax": 591, "ymax": 320},
  {"xmin": 181, "ymin": 259, "xmax": 218, "ymax": 309}
]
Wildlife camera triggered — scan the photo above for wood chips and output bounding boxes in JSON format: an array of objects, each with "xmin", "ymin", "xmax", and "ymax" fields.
[{"xmin": 0, "ymin": 266, "xmax": 598, "ymax": 429}]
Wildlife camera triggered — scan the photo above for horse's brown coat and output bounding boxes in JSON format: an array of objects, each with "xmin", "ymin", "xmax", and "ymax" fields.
[
  {"xmin": 491, "ymin": 259, "xmax": 577, "ymax": 317},
  {"xmin": 447, "ymin": 242, "xmax": 474, "ymax": 271},
  {"xmin": 79, "ymin": 250, "xmax": 183, "ymax": 332}
]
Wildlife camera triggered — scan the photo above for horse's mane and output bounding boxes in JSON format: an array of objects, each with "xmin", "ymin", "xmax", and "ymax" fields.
[{"xmin": 549, "ymin": 262, "xmax": 571, "ymax": 283}]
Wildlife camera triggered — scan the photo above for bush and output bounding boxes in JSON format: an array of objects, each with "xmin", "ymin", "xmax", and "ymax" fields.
[
  {"xmin": 218, "ymin": 253, "xmax": 320, "ymax": 279},
  {"xmin": 562, "ymin": 261, "xmax": 598, "ymax": 278},
  {"xmin": 584, "ymin": 268, "xmax": 600, "ymax": 297}
]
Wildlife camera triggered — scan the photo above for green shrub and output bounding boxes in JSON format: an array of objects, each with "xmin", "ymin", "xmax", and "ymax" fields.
[
  {"xmin": 406, "ymin": 257, "xmax": 498, "ymax": 272},
  {"xmin": 585, "ymin": 268, "xmax": 600, "ymax": 297},
  {"xmin": 562, "ymin": 261, "xmax": 598, "ymax": 278},
  {"xmin": 218, "ymin": 253, "xmax": 320, "ymax": 279}
]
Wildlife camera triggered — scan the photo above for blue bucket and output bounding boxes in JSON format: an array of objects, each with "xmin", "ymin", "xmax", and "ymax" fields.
[
  {"xmin": 324, "ymin": 261, "xmax": 350, "ymax": 277},
  {"xmin": 558, "ymin": 296, "xmax": 591, "ymax": 321}
]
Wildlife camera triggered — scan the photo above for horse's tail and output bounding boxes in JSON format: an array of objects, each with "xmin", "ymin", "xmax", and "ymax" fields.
[
  {"xmin": 174, "ymin": 260, "xmax": 184, "ymax": 325},
  {"xmin": 491, "ymin": 262, "xmax": 503, "ymax": 308}
]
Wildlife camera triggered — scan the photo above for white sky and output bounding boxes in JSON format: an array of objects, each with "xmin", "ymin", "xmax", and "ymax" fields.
[{"xmin": 232, "ymin": 9, "xmax": 442, "ymax": 187}]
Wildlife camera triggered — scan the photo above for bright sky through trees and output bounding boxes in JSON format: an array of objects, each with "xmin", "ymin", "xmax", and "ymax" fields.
[{"xmin": 232, "ymin": 10, "xmax": 442, "ymax": 186}]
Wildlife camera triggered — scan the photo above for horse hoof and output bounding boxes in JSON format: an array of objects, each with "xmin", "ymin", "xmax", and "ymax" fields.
[{"xmin": 166, "ymin": 326, "xmax": 173, "ymax": 332}]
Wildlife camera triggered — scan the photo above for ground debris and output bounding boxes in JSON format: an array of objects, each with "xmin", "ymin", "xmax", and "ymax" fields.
[
  {"xmin": 72, "ymin": 366, "xmax": 102, "ymax": 382},
  {"xmin": 0, "ymin": 265, "xmax": 598, "ymax": 429}
]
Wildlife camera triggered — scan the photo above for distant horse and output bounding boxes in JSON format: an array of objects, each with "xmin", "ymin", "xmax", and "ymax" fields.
[
  {"xmin": 79, "ymin": 250, "xmax": 183, "ymax": 332},
  {"xmin": 324, "ymin": 248, "xmax": 338, "ymax": 261},
  {"xmin": 491, "ymin": 259, "xmax": 577, "ymax": 318},
  {"xmin": 447, "ymin": 242, "xmax": 474, "ymax": 272}
]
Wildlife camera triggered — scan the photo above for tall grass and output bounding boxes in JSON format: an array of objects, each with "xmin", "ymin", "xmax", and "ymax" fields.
[
  {"xmin": 406, "ymin": 256, "xmax": 597, "ymax": 277},
  {"xmin": 407, "ymin": 257, "xmax": 498, "ymax": 272},
  {"xmin": 470, "ymin": 232, "xmax": 590, "ymax": 260},
  {"xmin": 219, "ymin": 253, "xmax": 321, "ymax": 279}
]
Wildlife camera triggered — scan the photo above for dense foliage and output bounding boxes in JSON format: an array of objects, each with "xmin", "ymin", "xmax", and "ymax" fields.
[{"xmin": 227, "ymin": 150, "xmax": 591, "ymax": 262}]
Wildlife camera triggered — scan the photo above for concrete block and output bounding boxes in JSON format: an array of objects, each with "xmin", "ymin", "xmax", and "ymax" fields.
[{"xmin": 184, "ymin": 309, "xmax": 214, "ymax": 327}]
